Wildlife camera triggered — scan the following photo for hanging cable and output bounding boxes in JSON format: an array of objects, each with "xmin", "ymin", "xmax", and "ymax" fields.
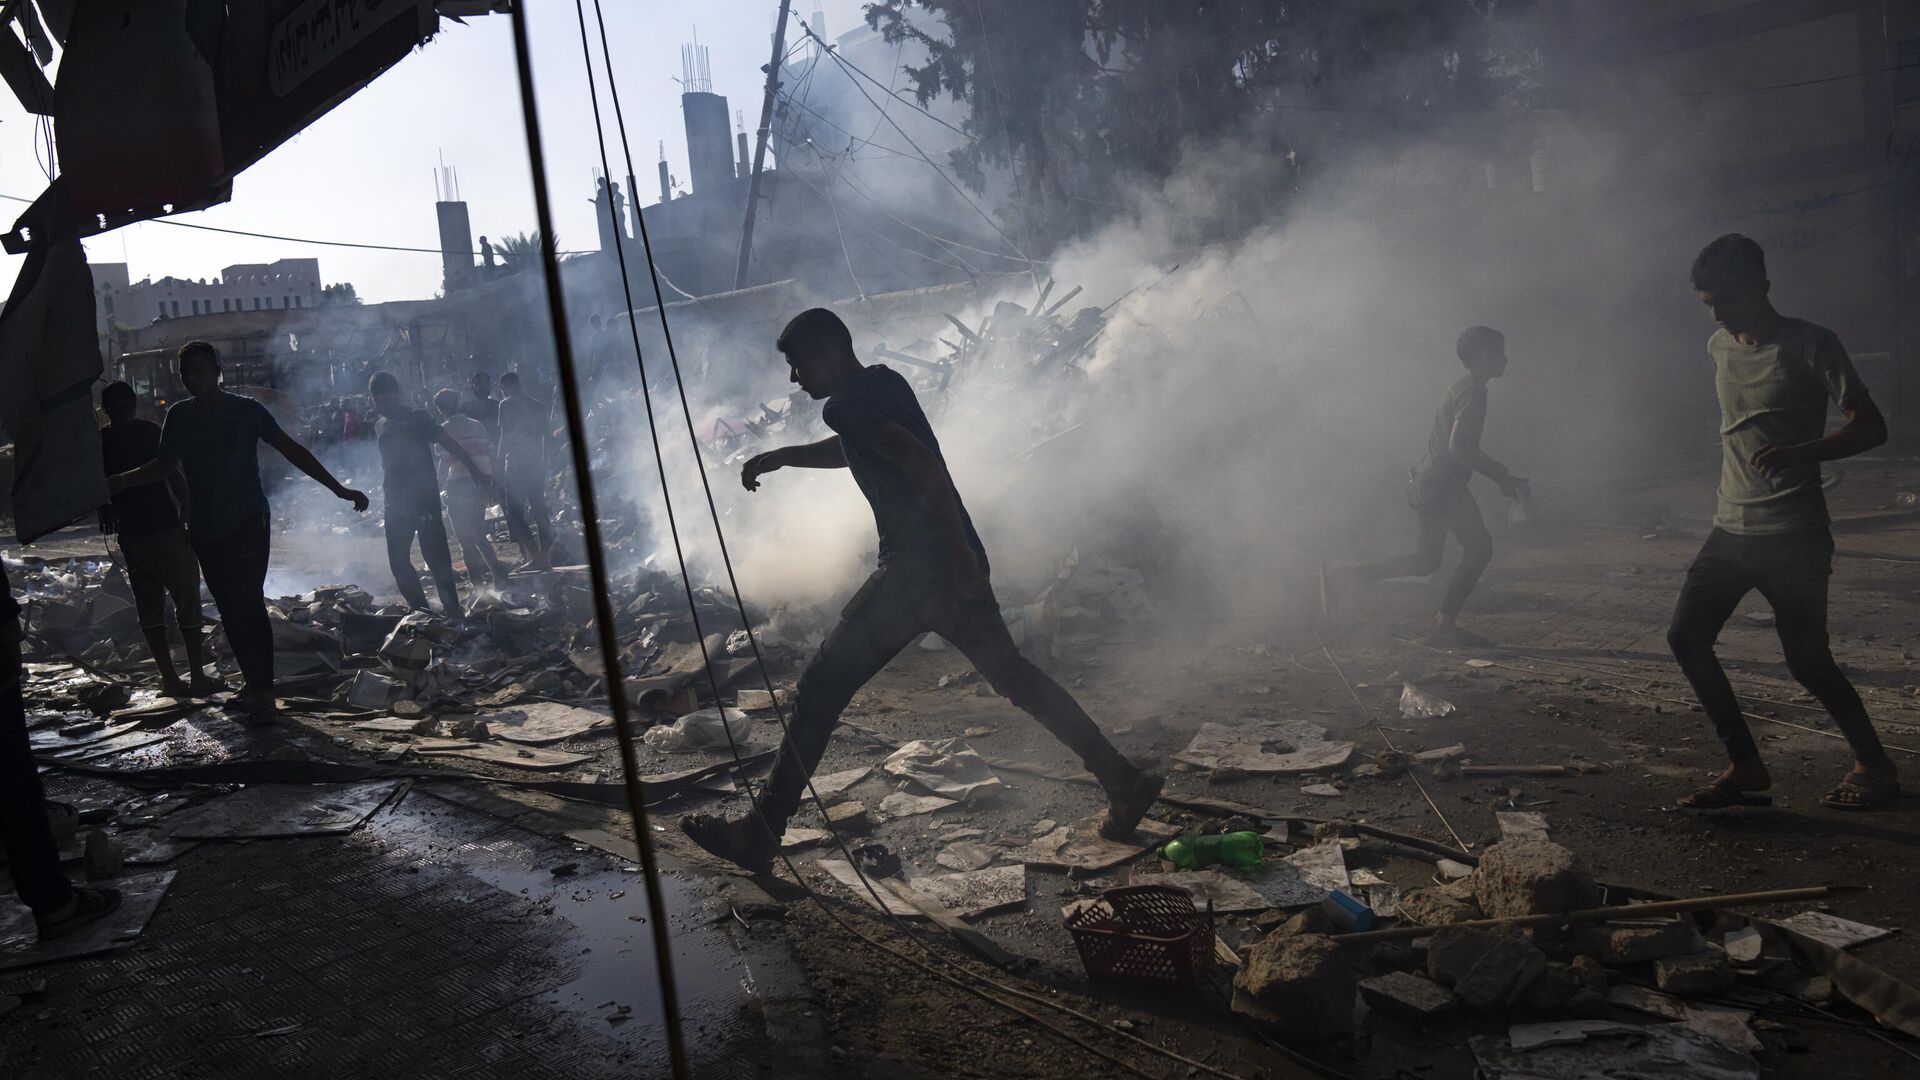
[{"xmin": 504, "ymin": 8, "xmax": 690, "ymax": 1080}]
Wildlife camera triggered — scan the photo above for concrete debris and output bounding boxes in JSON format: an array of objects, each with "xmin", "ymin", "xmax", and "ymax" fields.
[
  {"xmin": 1470, "ymin": 1020, "xmax": 1760, "ymax": 1080},
  {"xmin": 808, "ymin": 767, "xmax": 871, "ymax": 801},
  {"xmin": 1654, "ymin": 952, "xmax": 1737, "ymax": 996},
  {"xmin": 1130, "ymin": 870, "xmax": 1272, "ymax": 914},
  {"xmin": 1722, "ymin": 926, "xmax": 1764, "ymax": 965},
  {"xmin": 1773, "ymin": 910, "xmax": 1894, "ymax": 951},
  {"xmin": 1395, "ymin": 885, "xmax": 1481, "ymax": 927},
  {"xmin": 935, "ymin": 842, "xmax": 996, "ymax": 872},
  {"xmin": 1573, "ymin": 919, "xmax": 1704, "ymax": 965},
  {"xmin": 1174, "ymin": 718, "xmax": 1354, "ymax": 774},
  {"xmin": 882, "ymin": 738, "xmax": 1003, "ymax": 801},
  {"xmin": 824, "ymin": 802, "xmax": 870, "ymax": 832},
  {"xmin": 641, "ymin": 708, "xmax": 752, "ymax": 753},
  {"xmin": 1493, "ymin": 810, "xmax": 1550, "ymax": 842},
  {"xmin": 1399, "ymin": 683, "xmax": 1456, "ymax": 719},
  {"xmin": 1411, "ymin": 743, "xmax": 1467, "ymax": 764},
  {"xmin": 1300, "ymin": 783, "xmax": 1343, "ymax": 798},
  {"xmin": 780, "ymin": 828, "xmax": 831, "ymax": 850},
  {"xmin": 1435, "ymin": 858, "xmax": 1474, "ymax": 881},
  {"xmin": 1234, "ymin": 934, "xmax": 1356, "ymax": 1038},
  {"xmin": 1469, "ymin": 839, "xmax": 1599, "ymax": 920},
  {"xmin": 1455, "ymin": 935, "xmax": 1548, "ymax": 1012},
  {"xmin": 1359, "ymin": 970, "xmax": 1456, "ymax": 1020},
  {"xmin": 878, "ymin": 792, "xmax": 959, "ymax": 819}
]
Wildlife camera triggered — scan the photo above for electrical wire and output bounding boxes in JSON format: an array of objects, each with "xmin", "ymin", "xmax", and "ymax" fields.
[
  {"xmin": 1316, "ymin": 638, "xmax": 1472, "ymax": 854},
  {"xmin": 504, "ymin": 8, "xmax": 690, "ymax": 1080},
  {"xmin": 795, "ymin": 20, "xmax": 974, "ymax": 142},
  {"xmin": 578, "ymin": 4, "xmax": 1286, "ymax": 1076}
]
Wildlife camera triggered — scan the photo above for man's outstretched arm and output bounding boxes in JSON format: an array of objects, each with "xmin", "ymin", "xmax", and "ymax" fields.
[
  {"xmin": 106, "ymin": 454, "xmax": 178, "ymax": 495},
  {"xmin": 269, "ymin": 429, "xmax": 370, "ymax": 511},
  {"xmin": 740, "ymin": 436, "xmax": 845, "ymax": 491},
  {"xmin": 1752, "ymin": 396, "xmax": 1887, "ymax": 475},
  {"xmin": 1450, "ymin": 404, "xmax": 1525, "ymax": 495}
]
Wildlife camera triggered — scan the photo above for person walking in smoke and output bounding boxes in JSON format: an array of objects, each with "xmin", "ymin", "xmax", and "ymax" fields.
[
  {"xmin": 107, "ymin": 341, "xmax": 369, "ymax": 724},
  {"xmin": 495, "ymin": 371, "xmax": 555, "ymax": 572},
  {"xmin": 681, "ymin": 309, "xmax": 1162, "ymax": 873},
  {"xmin": 463, "ymin": 369, "xmax": 500, "ymax": 442},
  {"xmin": 98, "ymin": 381, "xmax": 219, "ymax": 699},
  {"xmin": 367, "ymin": 372, "xmax": 491, "ymax": 615},
  {"xmin": 1344, "ymin": 325, "xmax": 1527, "ymax": 646},
  {"xmin": 1670, "ymin": 234, "xmax": 1899, "ymax": 811},
  {"xmin": 432, "ymin": 388, "xmax": 510, "ymax": 588}
]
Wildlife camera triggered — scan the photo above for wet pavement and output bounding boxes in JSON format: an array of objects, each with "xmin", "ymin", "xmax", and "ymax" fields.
[{"xmin": 0, "ymin": 783, "xmax": 778, "ymax": 1079}]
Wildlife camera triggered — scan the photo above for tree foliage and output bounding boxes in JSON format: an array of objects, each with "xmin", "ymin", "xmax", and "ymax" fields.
[
  {"xmin": 493, "ymin": 230, "xmax": 560, "ymax": 274},
  {"xmin": 320, "ymin": 282, "xmax": 360, "ymax": 305},
  {"xmin": 864, "ymin": 1, "xmax": 1539, "ymax": 248}
]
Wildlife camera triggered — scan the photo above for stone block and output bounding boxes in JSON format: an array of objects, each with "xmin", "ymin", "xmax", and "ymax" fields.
[
  {"xmin": 1455, "ymin": 937, "xmax": 1548, "ymax": 1013},
  {"xmin": 1235, "ymin": 933, "xmax": 1356, "ymax": 1038},
  {"xmin": 1654, "ymin": 951, "xmax": 1736, "ymax": 996},
  {"xmin": 1395, "ymin": 886, "xmax": 1480, "ymax": 927},
  {"xmin": 1359, "ymin": 971, "xmax": 1456, "ymax": 1021},
  {"xmin": 1469, "ymin": 839, "xmax": 1599, "ymax": 920}
]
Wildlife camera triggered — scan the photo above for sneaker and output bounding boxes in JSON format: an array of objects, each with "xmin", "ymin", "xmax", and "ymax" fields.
[
  {"xmin": 1099, "ymin": 769, "xmax": 1164, "ymax": 842},
  {"xmin": 158, "ymin": 677, "xmax": 191, "ymax": 700},
  {"xmin": 35, "ymin": 886, "xmax": 122, "ymax": 941},
  {"xmin": 680, "ymin": 813, "xmax": 776, "ymax": 875},
  {"xmin": 240, "ymin": 689, "xmax": 280, "ymax": 727},
  {"xmin": 187, "ymin": 675, "xmax": 226, "ymax": 698}
]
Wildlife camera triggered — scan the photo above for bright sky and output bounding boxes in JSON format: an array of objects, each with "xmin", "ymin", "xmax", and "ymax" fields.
[{"xmin": 0, "ymin": 1, "xmax": 873, "ymax": 305}]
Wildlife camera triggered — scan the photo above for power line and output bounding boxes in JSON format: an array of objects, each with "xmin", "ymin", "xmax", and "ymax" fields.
[
  {"xmin": 1254, "ymin": 59, "xmax": 1920, "ymax": 114},
  {"xmin": 0, "ymin": 192, "xmax": 593, "ymax": 256},
  {"xmin": 795, "ymin": 20, "xmax": 974, "ymax": 142}
]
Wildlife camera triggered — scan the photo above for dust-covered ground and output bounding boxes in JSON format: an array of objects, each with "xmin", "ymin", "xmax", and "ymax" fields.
[{"xmin": 648, "ymin": 455, "xmax": 1920, "ymax": 1079}]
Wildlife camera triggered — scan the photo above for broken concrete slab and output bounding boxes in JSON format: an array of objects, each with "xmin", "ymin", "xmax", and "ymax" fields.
[
  {"xmin": 1241, "ymin": 840, "xmax": 1350, "ymax": 908},
  {"xmin": 936, "ymin": 842, "xmax": 995, "ymax": 872},
  {"xmin": 1456, "ymin": 936, "xmax": 1548, "ymax": 1012},
  {"xmin": 1396, "ymin": 885, "xmax": 1481, "ymax": 927},
  {"xmin": 1722, "ymin": 926, "xmax": 1764, "ymax": 965},
  {"xmin": 1655, "ymin": 952, "xmax": 1737, "ymax": 996},
  {"xmin": 878, "ymin": 792, "xmax": 959, "ymax": 819},
  {"xmin": 412, "ymin": 739, "xmax": 590, "ymax": 771},
  {"xmin": 1012, "ymin": 816, "xmax": 1178, "ymax": 873},
  {"xmin": 1235, "ymin": 934, "xmax": 1355, "ymax": 1037},
  {"xmin": 1773, "ymin": 911, "xmax": 1894, "ymax": 951},
  {"xmin": 1575, "ymin": 919, "xmax": 1704, "ymax": 964},
  {"xmin": 882, "ymin": 738, "xmax": 1003, "ymax": 801},
  {"xmin": 780, "ymin": 828, "xmax": 831, "ymax": 851},
  {"xmin": 160, "ymin": 782, "xmax": 401, "ymax": 839},
  {"xmin": 824, "ymin": 802, "xmax": 870, "ymax": 832},
  {"xmin": 1494, "ymin": 810, "xmax": 1551, "ymax": 842},
  {"xmin": 0, "ymin": 870, "xmax": 176, "ymax": 971},
  {"xmin": 1130, "ymin": 870, "xmax": 1273, "ymax": 915},
  {"xmin": 1428, "ymin": 925, "xmax": 1512, "ymax": 988},
  {"xmin": 1470, "ymin": 1021, "xmax": 1758, "ymax": 1080},
  {"xmin": 1470, "ymin": 839, "xmax": 1599, "ymax": 919},
  {"xmin": 915, "ymin": 864, "xmax": 1026, "ymax": 920},
  {"xmin": 809, "ymin": 767, "xmax": 870, "ymax": 800},
  {"xmin": 1359, "ymin": 970, "xmax": 1456, "ymax": 1020},
  {"xmin": 817, "ymin": 860, "xmax": 917, "ymax": 917},
  {"xmin": 479, "ymin": 703, "xmax": 611, "ymax": 745},
  {"xmin": 1174, "ymin": 718, "xmax": 1354, "ymax": 775}
]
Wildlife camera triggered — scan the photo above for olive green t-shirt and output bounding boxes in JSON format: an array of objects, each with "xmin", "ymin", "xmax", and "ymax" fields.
[{"xmin": 1710, "ymin": 318, "xmax": 1867, "ymax": 535}]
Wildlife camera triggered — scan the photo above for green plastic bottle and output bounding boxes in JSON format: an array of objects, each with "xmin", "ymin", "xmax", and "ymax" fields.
[{"xmin": 1160, "ymin": 831, "xmax": 1263, "ymax": 871}]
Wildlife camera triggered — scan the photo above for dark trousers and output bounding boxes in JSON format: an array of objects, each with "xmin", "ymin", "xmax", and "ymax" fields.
[
  {"xmin": 501, "ymin": 472, "xmax": 553, "ymax": 555},
  {"xmin": 754, "ymin": 562, "xmax": 1136, "ymax": 831},
  {"xmin": 1668, "ymin": 527, "xmax": 1885, "ymax": 764},
  {"xmin": 1, "ymin": 636, "xmax": 73, "ymax": 915},
  {"xmin": 192, "ymin": 515, "xmax": 275, "ymax": 693},
  {"xmin": 384, "ymin": 495, "xmax": 461, "ymax": 612},
  {"xmin": 1356, "ymin": 483, "xmax": 1492, "ymax": 620}
]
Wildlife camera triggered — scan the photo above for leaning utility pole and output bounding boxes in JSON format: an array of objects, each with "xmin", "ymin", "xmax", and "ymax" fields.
[{"xmin": 734, "ymin": 0, "xmax": 793, "ymax": 291}]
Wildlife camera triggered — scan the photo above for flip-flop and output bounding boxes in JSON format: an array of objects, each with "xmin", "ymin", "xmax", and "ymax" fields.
[
  {"xmin": 1821, "ymin": 777, "xmax": 1900, "ymax": 812},
  {"xmin": 1678, "ymin": 780, "xmax": 1773, "ymax": 809}
]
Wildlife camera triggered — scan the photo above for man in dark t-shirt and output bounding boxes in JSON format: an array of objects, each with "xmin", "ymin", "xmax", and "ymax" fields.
[
  {"xmin": 369, "ymin": 371, "xmax": 490, "ymax": 616},
  {"xmin": 99, "ymin": 382, "xmax": 215, "ymax": 698},
  {"xmin": 109, "ymin": 341, "xmax": 369, "ymax": 725},
  {"xmin": 681, "ymin": 309, "xmax": 1161, "ymax": 874},
  {"xmin": 1347, "ymin": 326, "xmax": 1527, "ymax": 646}
]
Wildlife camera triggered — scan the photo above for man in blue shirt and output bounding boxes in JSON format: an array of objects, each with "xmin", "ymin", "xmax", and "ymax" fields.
[
  {"xmin": 107, "ymin": 341, "xmax": 368, "ymax": 724},
  {"xmin": 682, "ymin": 309, "xmax": 1160, "ymax": 873}
]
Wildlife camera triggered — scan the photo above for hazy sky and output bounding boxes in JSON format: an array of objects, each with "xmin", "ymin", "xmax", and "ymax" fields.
[{"xmin": 0, "ymin": 1, "xmax": 873, "ymax": 304}]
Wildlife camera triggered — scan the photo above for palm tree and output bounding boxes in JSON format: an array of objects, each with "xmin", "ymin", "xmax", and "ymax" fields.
[{"xmin": 493, "ymin": 230, "xmax": 559, "ymax": 274}]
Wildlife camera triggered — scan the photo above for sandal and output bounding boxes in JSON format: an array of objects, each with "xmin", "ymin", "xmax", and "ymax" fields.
[
  {"xmin": 1678, "ymin": 779, "xmax": 1773, "ymax": 809},
  {"xmin": 35, "ymin": 886, "xmax": 122, "ymax": 941},
  {"xmin": 1821, "ymin": 776, "xmax": 1900, "ymax": 812}
]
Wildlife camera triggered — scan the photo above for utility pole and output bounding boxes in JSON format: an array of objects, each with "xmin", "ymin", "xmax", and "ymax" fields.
[{"xmin": 734, "ymin": 0, "xmax": 793, "ymax": 291}]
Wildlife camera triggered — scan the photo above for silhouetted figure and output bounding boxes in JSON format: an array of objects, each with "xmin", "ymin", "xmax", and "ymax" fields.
[
  {"xmin": 433, "ymin": 387, "xmax": 510, "ymax": 588},
  {"xmin": 496, "ymin": 372, "xmax": 553, "ymax": 572},
  {"xmin": 98, "ymin": 381, "xmax": 216, "ymax": 698},
  {"xmin": 107, "ymin": 341, "xmax": 368, "ymax": 725},
  {"xmin": 368, "ymin": 372, "xmax": 489, "ymax": 615},
  {"xmin": 1670, "ymin": 234, "xmax": 1898, "ymax": 812},
  {"xmin": 681, "ymin": 309, "xmax": 1162, "ymax": 874},
  {"xmin": 1348, "ymin": 326, "xmax": 1527, "ymax": 646}
]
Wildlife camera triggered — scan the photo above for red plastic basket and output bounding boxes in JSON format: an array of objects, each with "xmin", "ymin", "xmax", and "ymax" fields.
[{"xmin": 1063, "ymin": 885, "xmax": 1215, "ymax": 986}]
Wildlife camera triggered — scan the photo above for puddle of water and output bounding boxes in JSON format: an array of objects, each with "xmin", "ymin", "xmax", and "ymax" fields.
[{"xmin": 362, "ymin": 793, "xmax": 754, "ymax": 1065}]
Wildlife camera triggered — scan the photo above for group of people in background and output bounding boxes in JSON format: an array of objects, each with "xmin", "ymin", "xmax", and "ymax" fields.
[{"xmin": 88, "ymin": 342, "xmax": 563, "ymax": 725}]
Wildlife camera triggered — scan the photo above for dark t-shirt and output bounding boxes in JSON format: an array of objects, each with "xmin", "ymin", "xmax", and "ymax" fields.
[
  {"xmin": 375, "ymin": 408, "xmax": 443, "ymax": 508},
  {"xmin": 821, "ymin": 365, "xmax": 986, "ymax": 568},
  {"xmin": 1415, "ymin": 374, "xmax": 1488, "ymax": 493},
  {"xmin": 101, "ymin": 419, "xmax": 181, "ymax": 538},
  {"xmin": 159, "ymin": 392, "xmax": 283, "ymax": 540}
]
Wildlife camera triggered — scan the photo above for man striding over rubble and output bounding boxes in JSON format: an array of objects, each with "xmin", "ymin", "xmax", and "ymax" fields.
[
  {"xmin": 1346, "ymin": 325, "xmax": 1527, "ymax": 646},
  {"xmin": 107, "ymin": 341, "xmax": 369, "ymax": 724},
  {"xmin": 1671, "ymin": 234, "xmax": 1899, "ymax": 811},
  {"xmin": 681, "ymin": 308, "xmax": 1162, "ymax": 874}
]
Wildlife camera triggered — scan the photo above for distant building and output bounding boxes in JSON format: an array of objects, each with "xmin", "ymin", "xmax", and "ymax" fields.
[{"xmin": 94, "ymin": 258, "xmax": 326, "ymax": 328}]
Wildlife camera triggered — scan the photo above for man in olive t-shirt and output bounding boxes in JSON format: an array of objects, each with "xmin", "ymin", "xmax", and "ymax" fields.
[{"xmin": 1670, "ymin": 234, "xmax": 1898, "ymax": 812}]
